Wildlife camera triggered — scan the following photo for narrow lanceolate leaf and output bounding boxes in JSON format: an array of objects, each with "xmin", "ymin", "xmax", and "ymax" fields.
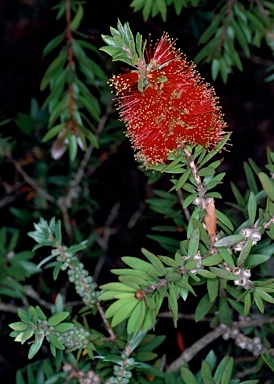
[
  {"xmin": 254, "ymin": 291, "xmax": 264, "ymax": 313},
  {"xmin": 127, "ymin": 300, "xmax": 146, "ymax": 335},
  {"xmin": 219, "ymin": 297, "xmax": 232, "ymax": 328},
  {"xmin": 213, "ymin": 355, "xmax": 230, "ymax": 382},
  {"xmin": 100, "ymin": 282, "xmax": 136, "ymax": 292},
  {"xmin": 209, "ymin": 267, "xmax": 238, "ymax": 280},
  {"xmin": 201, "ymin": 254, "xmax": 223, "ymax": 266},
  {"xmin": 244, "ymin": 291, "xmax": 251, "ymax": 316},
  {"xmin": 218, "ymin": 247, "xmax": 235, "ymax": 269},
  {"xmin": 237, "ymin": 238, "xmax": 253, "ymax": 267},
  {"xmin": 47, "ymin": 312, "xmax": 69, "ymax": 326},
  {"xmin": 180, "ymin": 366, "xmax": 199, "ymax": 384},
  {"xmin": 261, "ymin": 352, "xmax": 274, "ymax": 373},
  {"xmin": 168, "ymin": 284, "xmax": 178, "ymax": 327},
  {"xmin": 105, "ymin": 297, "xmax": 137, "ymax": 319},
  {"xmin": 221, "ymin": 356, "xmax": 233, "ymax": 384},
  {"xmin": 247, "ymin": 191, "xmax": 257, "ymax": 226},
  {"xmin": 28, "ymin": 338, "xmax": 43, "ymax": 359},
  {"xmin": 255, "ymin": 288, "xmax": 274, "ymax": 304},
  {"xmin": 194, "ymin": 293, "xmax": 214, "ymax": 322},
  {"xmin": 188, "ymin": 227, "xmax": 200, "ymax": 257},
  {"xmin": 121, "ymin": 256, "xmax": 163, "ymax": 276},
  {"xmin": 111, "ymin": 298, "xmax": 139, "ymax": 327},
  {"xmin": 258, "ymin": 172, "xmax": 274, "ymax": 201},
  {"xmin": 141, "ymin": 248, "xmax": 166, "ymax": 274},
  {"xmin": 214, "ymin": 234, "xmax": 245, "ymax": 247},
  {"xmin": 48, "ymin": 334, "xmax": 65, "ymax": 350},
  {"xmin": 201, "ymin": 360, "xmax": 214, "ymax": 383},
  {"xmin": 207, "ymin": 278, "xmax": 219, "ymax": 302}
]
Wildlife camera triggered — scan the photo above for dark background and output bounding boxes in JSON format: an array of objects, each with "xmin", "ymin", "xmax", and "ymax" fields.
[{"xmin": 0, "ymin": 0, "xmax": 274, "ymax": 381}]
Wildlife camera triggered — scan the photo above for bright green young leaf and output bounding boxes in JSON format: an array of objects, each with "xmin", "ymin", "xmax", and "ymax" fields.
[
  {"xmin": 47, "ymin": 312, "xmax": 69, "ymax": 326},
  {"xmin": 141, "ymin": 248, "xmax": 166, "ymax": 275},
  {"xmin": 111, "ymin": 298, "xmax": 139, "ymax": 327},
  {"xmin": 48, "ymin": 333, "xmax": 65, "ymax": 350}
]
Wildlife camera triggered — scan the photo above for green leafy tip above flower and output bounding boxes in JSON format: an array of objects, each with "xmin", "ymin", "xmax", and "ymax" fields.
[{"xmin": 101, "ymin": 21, "xmax": 227, "ymax": 165}]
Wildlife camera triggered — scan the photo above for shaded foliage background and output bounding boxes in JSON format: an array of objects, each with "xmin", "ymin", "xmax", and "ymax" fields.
[{"xmin": 1, "ymin": 0, "xmax": 274, "ymax": 382}]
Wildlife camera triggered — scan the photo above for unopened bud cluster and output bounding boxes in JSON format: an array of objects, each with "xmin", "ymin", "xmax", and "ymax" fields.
[
  {"xmin": 38, "ymin": 319, "xmax": 54, "ymax": 338},
  {"xmin": 56, "ymin": 326, "xmax": 90, "ymax": 350},
  {"xmin": 63, "ymin": 363, "xmax": 100, "ymax": 384},
  {"xmin": 221, "ymin": 324, "xmax": 263, "ymax": 356},
  {"xmin": 233, "ymin": 228, "xmax": 261, "ymax": 252},
  {"xmin": 180, "ymin": 252, "xmax": 203, "ymax": 275},
  {"xmin": 108, "ymin": 360, "xmax": 133, "ymax": 384},
  {"xmin": 57, "ymin": 253, "xmax": 98, "ymax": 306},
  {"xmin": 232, "ymin": 267, "xmax": 252, "ymax": 289}
]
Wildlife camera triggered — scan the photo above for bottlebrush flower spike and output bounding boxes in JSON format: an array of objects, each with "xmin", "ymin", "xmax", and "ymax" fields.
[{"xmin": 102, "ymin": 23, "xmax": 226, "ymax": 165}]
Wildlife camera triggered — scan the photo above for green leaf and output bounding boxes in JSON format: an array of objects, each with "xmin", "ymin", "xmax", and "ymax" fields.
[
  {"xmin": 9, "ymin": 322, "xmax": 28, "ymax": 331},
  {"xmin": 47, "ymin": 312, "xmax": 69, "ymax": 326},
  {"xmin": 194, "ymin": 293, "xmax": 214, "ymax": 322},
  {"xmin": 188, "ymin": 227, "xmax": 200, "ymax": 257},
  {"xmin": 245, "ymin": 253, "xmax": 270, "ymax": 268},
  {"xmin": 221, "ymin": 356, "xmax": 233, "ymax": 384},
  {"xmin": 48, "ymin": 333, "xmax": 65, "ymax": 350},
  {"xmin": 105, "ymin": 297, "xmax": 137, "ymax": 319},
  {"xmin": 111, "ymin": 298, "xmax": 139, "ymax": 327},
  {"xmin": 201, "ymin": 254, "xmax": 223, "ymax": 266},
  {"xmin": 209, "ymin": 267, "xmax": 238, "ymax": 280},
  {"xmin": 42, "ymin": 123, "xmax": 66, "ymax": 143},
  {"xmin": 214, "ymin": 234, "xmax": 245, "ymax": 247},
  {"xmin": 247, "ymin": 191, "xmax": 257, "ymax": 226},
  {"xmin": 258, "ymin": 172, "xmax": 274, "ymax": 201},
  {"xmin": 127, "ymin": 300, "xmax": 146, "ymax": 334},
  {"xmin": 28, "ymin": 338, "xmax": 43, "ymax": 359},
  {"xmin": 237, "ymin": 238, "xmax": 253, "ymax": 267},
  {"xmin": 43, "ymin": 33, "xmax": 64, "ymax": 55},
  {"xmin": 70, "ymin": 4, "xmax": 84, "ymax": 30},
  {"xmin": 207, "ymin": 278, "xmax": 219, "ymax": 302},
  {"xmin": 216, "ymin": 210, "xmax": 234, "ymax": 232},
  {"xmin": 244, "ymin": 161, "xmax": 258, "ymax": 194},
  {"xmin": 218, "ymin": 247, "xmax": 235, "ymax": 269},
  {"xmin": 168, "ymin": 284, "xmax": 178, "ymax": 327},
  {"xmin": 261, "ymin": 352, "xmax": 274, "ymax": 372},
  {"xmin": 201, "ymin": 360, "xmax": 214, "ymax": 383},
  {"xmin": 122, "ymin": 256, "xmax": 163, "ymax": 276},
  {"xmin": 54, "ymin": 323, "xmax": 74, "ymax": 332},
  {"xmin": 244, "ymin": 291, "xmax": 251, "ymax": 316},
  {"xmin": 253, "ymin": 290, "xmax": 264, "ymax": 313},
  {"xmin": 197, "ymin": 269, "xmax": 216, "ymax": 279},
  {"xmin": 255, "ymin": 288, "xmax": 274, "ymax": 304},
  {"xmin": 180, "ymin": 366, "xmax": 199, "ymax": 384},
  {"xmin": 141, "ymin": 248, "xmax": 166, "ymax": 275},
  {"xmin": 213, "ymin": 355, "xmax": 229, "ymax": 382},
  {"xmin": 100, "ymin": 282, "xmax": 136, "ymax": 292},
  {"xmin": 175, "ymin": 169, "xmax": 191, "ymax": 190},
  {"xmin": 183, "ymin": 193, "xmax": 199, "ymax": 209},
  {"xmin": 219, "ymin": 297, "xmax": 232, "ymax": 327}
]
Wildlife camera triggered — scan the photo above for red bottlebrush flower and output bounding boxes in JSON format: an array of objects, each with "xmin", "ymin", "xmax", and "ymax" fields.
[{"xmin": 110, "ymin": 33, "xmax": 226, "ymax": 165}]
